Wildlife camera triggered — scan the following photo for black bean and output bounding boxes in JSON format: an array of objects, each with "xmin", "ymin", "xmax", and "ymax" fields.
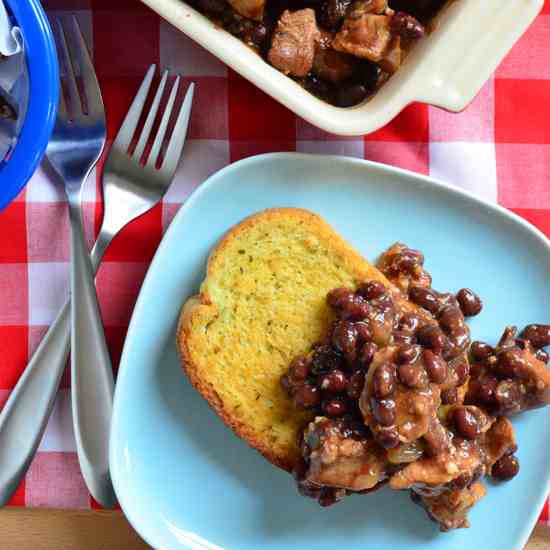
[
  {"xmin": 303, "ymin": 74, "xmax": 334, "ymax": 103},
  {"xmin": 470, "ymin": 341, "xmax": 494, "ymax": 361},
  {"xmin": 342, "ymin": 295, "xmax": 370, "ymax": 321},
  {"xmin": 423, "ymin": 349, "xmax": 448, "ymax": 384},
  {"xmin": 317, "ymin": 0, "xmax": 352, "ymax": 31},
  {"xmin": 497, "ymin": 325, "xmax": 518, "ymax": 350},
  {"xmin": 496, "ymin": 350, "xmax": 528, "ymax": 379},
  {"xmin": 336, "ymin": 416, "xmax": 367, "ymax": 440},
  {"xmin": 392, "ymin": 331, "xmax": 415, "ymax": 346},
  {"xmin": 456, "ymin": 288, "xmax": 483, "ymax": 317},
  {"xmin": 399, "ymin": 313, "xmax": 422, "ymax": 334},
  {"xmin": 319, "ymin": 369, "xmax": 348, "ymax": 393},
  {"xmin": 452, "ymin": 407, "xmax": 481, "ymax": 440},
  {"xmin": 347, "ymin": 371, "xmax": 365, "ymax": 399},
  {"xmin": 334, "ymin": 82, "xmax": 369, "ymax": 108},
  {"xmin": 249, "ymin": 23, "xmax": 268, "ymax": 46},
  {"xmin": 323, "ymin": 398, "xmax": 347, "ymax": 417},
  {"xmin": 386, "ymin": 248, "xmax": 424, "ymax": 275},
  {"xmin": 357, "ymin": 281, "xmax": 386, "ymax": 301},
  {"xmin": 471, "ymin": 377, "xmax": 498, "ymax": 404},
  {"xmin": 390, "ymin": 11, "xmax": 425, "ymax": 40},
  {"xmin": 356, "ymin": 60, "xmax": 381, "ymax": 94},
  {"xmin": 536, "ymin": 349, "xmax": 549, "ymax": 364},
  {"xmin": 492, "ymin": 454, "xmax": 520, "ymax": 480},
  {"xmin": 376, "ymin": 427, "xmax": 400, "ymax": 449},
  {"xmin": 373, "ymin": 362, "xmax": 397, "ymax": 398},
  {"xmin": 520, "ymin": 324, "xmax": 550, "ymax": 349},
  {"xmin": 225, "ymin": 16, "xmax": 247, "ymax": 37},
  {"xmin": 332, "ymin": 320, "xmax": 359, "ymax": 354},
  {"xmin": 289, "ymin": 356, "xmax": 310, "ymax": 381},
  {"xmin": 398, "ymin": 363, "xmax": 429, "ymax": 389},
  {"xmin": 439, "ymin": 305, "xmax": 465, "ymax": 333},
  {"xmin": 453, "ymin": 361, "xmax": 470, "ymax": 386},
  {"xmin": 357, "ymin": 342, "xmax": 378, "ymax": 370},
  {"xmin": 441, "ymin": 387, "xmax": 458, "ymax": 405},
  {"xmin": 409, "ymin": 286, "xmax": 439, "ymax": 314},
  {"xmin": 326, "ymin": 287, "xmax": 354, "ymax": 309},
  {"xmin": 417, "ymin": 325, "xmax": 446, "ymax": 354},
  {"xmin": 396, "ymin": 344, "xmax": 421, "ymax": 365},
  {"xmin": 293, "ymin": 384, "xmax": 320, "ymax": 409},
  {"xmin": 354, "ymin": 322, "xmax": 372, "ymax": 344},
  {"xmin": 311, "ymin": 345, "xmax": 344, "ymax": 375},
  {"xmin": 371, "ymin": 398, "xmax": 396, "ymax": 426},
  {"xmin": 479, "ymin": 377, "xmax": 498, "ymax": 403}
]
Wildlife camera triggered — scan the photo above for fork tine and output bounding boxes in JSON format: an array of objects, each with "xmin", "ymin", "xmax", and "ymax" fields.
[
  {"xmin": 57, "ymin": 81, "xmax": 68, "ymax": 120},
  {"xmin": 160, "ymin": 82, "xmax": 194, "ymax": 176},
  {"xmin": 133, "ymin": 70, "xmax": 168, "ymax": 161},
  {"xmin": 112, "ymin": 64, "xmax": 156, "ymax": 152},
  {"xmin": 146, "ymin": 75, "xmax": 180, "ymax": 169},
  {"xmin": 55, "ymin": 18, "xmax": 81, "ymax": 116},
  {"xmin": 67, "ymin": 16, "xmax": 104, "ymax": 119}
]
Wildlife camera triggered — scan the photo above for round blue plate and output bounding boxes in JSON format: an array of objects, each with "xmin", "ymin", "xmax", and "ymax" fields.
[
  {"xmin": 0, "ymin": 0, "xmax": 58, "ymax": 210},
  {"xmin": 110, "ymin": 154, "xmax": 550, "ymax": 550}
]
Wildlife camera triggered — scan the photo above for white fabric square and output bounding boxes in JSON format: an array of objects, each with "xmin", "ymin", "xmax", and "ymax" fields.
[
  {"xmin": 160, "ymin": 20, "xmax": 227, "ymax": 77},
  {"xmin": 429, "ymin": 142, "xmax": 497, "ymax": 204},
  {"xmin": 163, "ymin": 139, "xmax": 230, "ymax": 204},
  {"xmin": 296, "ymin": 140, "xmax": 364, "ymax": 158},
  {"xmin": 25, "ymin": 164, "xmax": 65, "ymax": 203},
  {"xmin": 38, "ymin": 389, "xmax": 76, "ymax": 453},
  {"xmin": 429, "ymin": 78, "xmax": 495, "ymax": 143},
  {"xmin": 28, "ymin": 262, "xmax": 69, "ymax": 326},
  {"xmin": 26, "ymin": 163, "xmax": 97, "ymax": 203}
]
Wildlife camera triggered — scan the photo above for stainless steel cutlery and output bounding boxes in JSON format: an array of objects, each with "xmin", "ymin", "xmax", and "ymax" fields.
[{"xmin": 0, "ymin": 16, "xmax": 194, "ymax": 507}]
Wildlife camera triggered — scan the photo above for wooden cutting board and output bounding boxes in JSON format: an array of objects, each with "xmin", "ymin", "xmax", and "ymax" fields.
[{"xmin": 0, "ymin": 508, "xmax": 547, "ymax": 549}]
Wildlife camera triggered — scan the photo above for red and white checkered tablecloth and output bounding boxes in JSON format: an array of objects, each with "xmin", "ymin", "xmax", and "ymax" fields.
[{"xmin": 0, "ymin": 0, "xmax": 549, "ymax": 519}]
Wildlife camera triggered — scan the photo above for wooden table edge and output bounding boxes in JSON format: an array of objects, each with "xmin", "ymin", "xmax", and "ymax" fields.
[{"xmin": 0, "ymin": 508, "xmax": 547, "ymax": 549}]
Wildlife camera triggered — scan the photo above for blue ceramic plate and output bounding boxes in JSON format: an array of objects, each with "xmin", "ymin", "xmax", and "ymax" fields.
[{"xmin": 110, "ymin": 153, "xmax": 550, "ymax": 550}]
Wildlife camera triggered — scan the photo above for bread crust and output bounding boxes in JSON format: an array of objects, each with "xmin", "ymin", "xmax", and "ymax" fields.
[{"xmin": 176, "ymin": 208, "xmax": 387, "ymax": 471}]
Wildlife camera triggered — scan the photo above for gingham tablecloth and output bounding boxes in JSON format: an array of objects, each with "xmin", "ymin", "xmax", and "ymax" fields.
[{"xmin": 0, "ymin": 0, "xmax": 549, "ymax": 518}]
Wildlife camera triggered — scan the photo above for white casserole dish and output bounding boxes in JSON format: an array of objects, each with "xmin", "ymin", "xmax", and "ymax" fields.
[{"xmin": 142, "ymin": 0, "xmax": 544, "ymax": 135}]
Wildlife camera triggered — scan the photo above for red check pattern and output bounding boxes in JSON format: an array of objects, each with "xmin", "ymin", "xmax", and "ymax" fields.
[{"xmin": 0, "ymin": 0, "xmax": 548, "ymax": 520}]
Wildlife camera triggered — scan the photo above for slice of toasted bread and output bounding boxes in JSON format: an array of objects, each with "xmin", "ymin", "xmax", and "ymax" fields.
[{"xmin": 177, "ymin": 208, "xmax": 390, "ymax": 471}]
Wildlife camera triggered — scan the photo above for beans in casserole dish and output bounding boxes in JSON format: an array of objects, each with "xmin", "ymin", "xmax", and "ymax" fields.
[{"xmin": 186, "ymin": 0, "xmax": 447, "ymax": 107}]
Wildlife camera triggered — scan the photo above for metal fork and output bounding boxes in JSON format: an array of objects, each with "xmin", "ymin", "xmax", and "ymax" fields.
[
  {"xmin": 0, "ymin": 48, "xmax": 194, "ymax": 509},
  {"xmin": 47, "ymin": 16, "xmax": 115, "ymax": 507}
]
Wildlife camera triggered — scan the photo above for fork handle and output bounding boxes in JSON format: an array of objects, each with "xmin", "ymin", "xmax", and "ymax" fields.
[
  {"xmin": 68, "ymin": 202, "xmax": 117, "ymax": 508},
  {"xmin": 0, "ymin": 228, "xmax": 112, "ymax": 507}
]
